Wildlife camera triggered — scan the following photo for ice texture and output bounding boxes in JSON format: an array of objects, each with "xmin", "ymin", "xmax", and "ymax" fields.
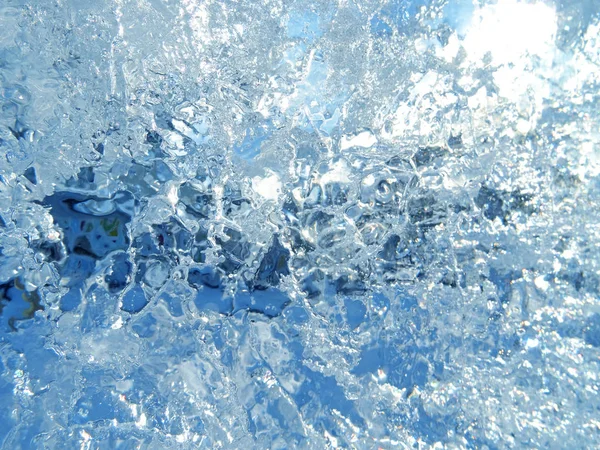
[{"xmin": 1, "ymin": 0, "xmax": 600, "ymax": 448}]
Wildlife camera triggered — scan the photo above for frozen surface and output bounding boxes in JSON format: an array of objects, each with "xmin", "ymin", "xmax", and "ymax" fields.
[{"xmin": 1, "ymin": 0, "xmax": 600, "ymax": 448}]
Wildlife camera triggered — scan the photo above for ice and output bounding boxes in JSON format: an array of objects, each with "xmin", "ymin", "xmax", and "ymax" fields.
[{"xmin": 1, "ymin": 0, "xmax": 600, "ymax": 447}]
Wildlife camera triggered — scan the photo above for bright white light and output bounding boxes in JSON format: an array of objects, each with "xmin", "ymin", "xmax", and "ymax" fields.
[
  {"xmin": 340, "ymin": 131, "xmax": 377, "ymax": 150},
  {"xmin": 252, "ymin": 172, "xmax": 283, "ymax": 200},
  {"xmin": 462, "ymin": 0, "xmax": 557, "ymax": 66},
  {"xmin": 459, "ymin": 0, "xmax": 558, "ymax": 127},
  {"xmin": 319, "ymin": 159, "xmax": 351, "ymax": 185}
]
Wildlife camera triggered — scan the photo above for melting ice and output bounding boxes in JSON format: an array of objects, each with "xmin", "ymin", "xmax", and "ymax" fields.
[{"xmin": 1, "ymin": 0, "xmax": 600, "ymax": 448}]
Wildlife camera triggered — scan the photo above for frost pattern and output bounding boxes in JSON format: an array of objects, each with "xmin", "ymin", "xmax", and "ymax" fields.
[{"xmin": 1, "ymin": 0, "xmax": 600, "ymax": 448}]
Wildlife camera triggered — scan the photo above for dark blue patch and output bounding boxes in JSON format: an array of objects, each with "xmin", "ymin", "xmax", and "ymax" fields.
[
  {"xmin": 105, "ymin": 253, "xmax": 132, "ymax": 293},
  {"xmin": 344, "ymin": 298, "xmax": 366, "ymax": 329},
  {"xmin": 60, "ymin": 288, "xmax": 82, "ymax": 312},
  {"xmin": 476, "ymin": 185, "xmax": 504, "ymax": 222},
  {"xmin": 121, "ymin": 285, "xmax": 148, "ymax": 314},
  {"xmin": 188, "ymin": 266, "xmax": 221, "ymax": 289},
  {"xmin": 253, "ymin": 235, "xmax": 290, "ymax": 290},
  {"xmin": 584, "ymin": 314, "xmax": 600, "ymax": 347},
  {"xmin": 23, "ymin": 166, "xmax": 37, "ymax": 184}
]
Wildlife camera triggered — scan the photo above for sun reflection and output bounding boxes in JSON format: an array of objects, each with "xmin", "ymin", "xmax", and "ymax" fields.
[{"xmin": 462, "ymin": 0, "xmax": 557, "ymax": 66}]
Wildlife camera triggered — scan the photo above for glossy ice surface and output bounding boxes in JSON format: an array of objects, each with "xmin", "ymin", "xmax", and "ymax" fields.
[{"xmin": 1, "ymin": 0, "xmax": 600, "ymax": 448}]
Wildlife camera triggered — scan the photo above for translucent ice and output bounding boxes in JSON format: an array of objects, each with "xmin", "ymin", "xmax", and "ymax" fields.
[{"xmin": 1, "ymin": 0, "xmax": 600, "ymax": 448}]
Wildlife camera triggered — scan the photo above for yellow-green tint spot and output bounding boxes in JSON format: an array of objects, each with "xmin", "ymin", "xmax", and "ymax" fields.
[{"xmin": 100, "ymin": 218, "xmax": 120, "ymax": 237}]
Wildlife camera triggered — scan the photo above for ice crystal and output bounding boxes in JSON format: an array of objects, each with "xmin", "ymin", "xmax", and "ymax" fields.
[{"xmin": 1, "ymin": 0, "xmax": 600, "ymax": 448}]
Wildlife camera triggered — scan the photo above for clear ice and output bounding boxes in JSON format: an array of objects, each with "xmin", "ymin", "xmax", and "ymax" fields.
[{"xmin": 1, "ymin": 0, "xmax": 600, "ymax": 448}]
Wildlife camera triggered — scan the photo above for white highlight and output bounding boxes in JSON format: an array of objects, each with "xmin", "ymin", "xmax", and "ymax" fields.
[
  {"xmin": 462, "ymin": 0, "xmax": 557, "ymax": 66},
  {"xmin": 340, "ymin": 131, "xmax": 377, "ymax": 150},
  {"xmin": 319, "ymin": 159, "xmax": 351, "ymax": 185},
  {"xmin": 252, "ymin": 172, "xmax": 283, "ymax": 200}
]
